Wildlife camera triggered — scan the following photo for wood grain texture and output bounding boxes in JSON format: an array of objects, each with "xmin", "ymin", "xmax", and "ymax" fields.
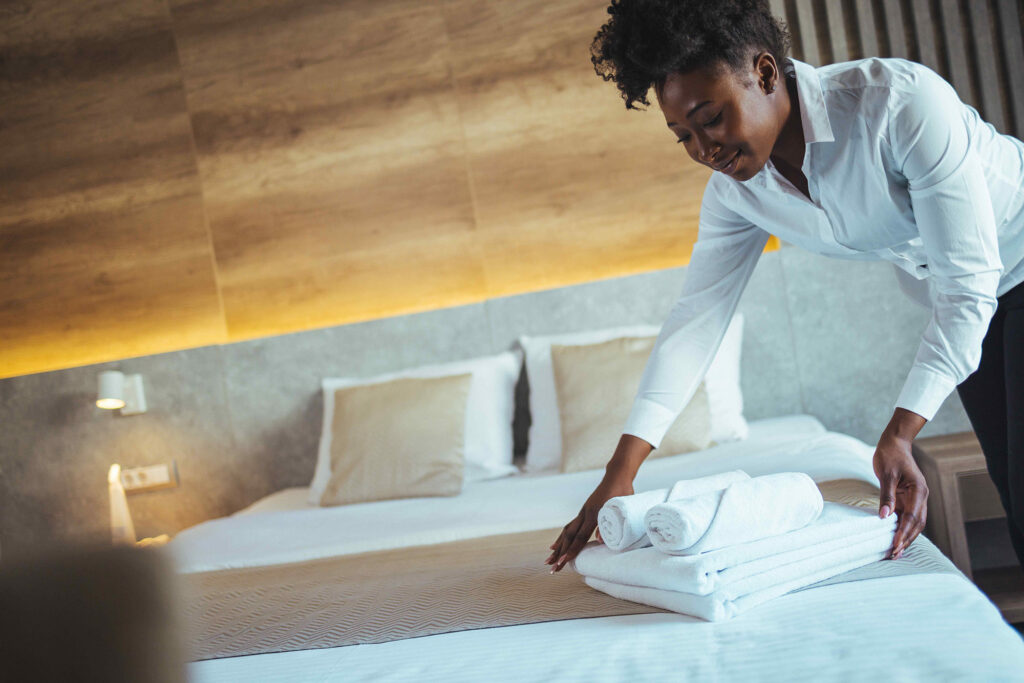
[
  {"xmin": 166, "ymin": 0, "xmax": 489, "ymax": 341},
  {"xmin": 442, "ymin": 0, "xmax": 730, "ymax": 298},
  {"xmin": 0, "ymin": 0, "xmax": 786, "ymax": 378},
  {"xmin": 5, "ymin": 0, "xmax": 1024, "ymax": 379},
  {"xmin": 0, "ymin": 0, "xmax": 226, "ymax": 377}
]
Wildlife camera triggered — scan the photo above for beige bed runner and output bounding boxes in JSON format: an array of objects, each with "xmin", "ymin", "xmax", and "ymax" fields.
[{"xmin": 180, "ymin": 479, "xmax": 927, "ymax": 661}]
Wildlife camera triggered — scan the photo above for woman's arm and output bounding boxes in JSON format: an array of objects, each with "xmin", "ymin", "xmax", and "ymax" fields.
[
  {"xmin": 547, "ymin": 176, "xmax": 771, "ymax": 573},
  {"xmin": 888, "ymin": 65, "xmax": 1003, "ymax": 422},
  {"xmin": 877, "ymin": 64, "xmax": 1004, "ymax": 559},
  {"xmin": 621, "ymin": 174, "xmax": 772, "ymax": 450},
  {"xmin": 604, "ymin": 433, "xmax": 655, "ymax": 482}
]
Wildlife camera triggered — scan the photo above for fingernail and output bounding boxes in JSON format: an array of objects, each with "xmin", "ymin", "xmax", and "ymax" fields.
[{"xmin": 880, "ymin": 505, "xmax": 890, "ymax": 518}]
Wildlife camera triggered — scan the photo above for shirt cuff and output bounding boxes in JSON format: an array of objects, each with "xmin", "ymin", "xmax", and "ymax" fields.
[
  {"xmin": 621, "ymin": 397, "xmax": 680, "ymax": 450},
  {"xmin": 893, "ymin": 364, "xmax": 958, "ymax": 422}
]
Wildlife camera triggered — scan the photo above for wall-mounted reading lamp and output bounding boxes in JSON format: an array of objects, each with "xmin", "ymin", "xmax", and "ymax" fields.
[{"xmin": 97, "ymin": 370, "xmax": 147, "ymax": 415}]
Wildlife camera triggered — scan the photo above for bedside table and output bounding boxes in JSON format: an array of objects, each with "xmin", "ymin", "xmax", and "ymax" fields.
[{"xmin": 912, "ymin": 431, "xmax": 1024, "ymax": 623}]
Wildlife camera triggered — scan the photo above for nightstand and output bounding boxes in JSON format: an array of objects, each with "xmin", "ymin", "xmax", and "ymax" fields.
[{"xmin": 912, "ymin": 431, "xmax": 1024, "ymax": 623}]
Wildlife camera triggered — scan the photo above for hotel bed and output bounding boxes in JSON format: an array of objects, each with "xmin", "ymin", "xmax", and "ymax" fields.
[{"xmin": 170, "ymin": 414, "xmax": 1024, "ymax": 682}]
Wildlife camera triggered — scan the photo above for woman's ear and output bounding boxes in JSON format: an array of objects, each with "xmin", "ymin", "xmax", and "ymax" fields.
[{"xmin": 753, "ymin": 51, "xmax": 778, "ymax": 95}]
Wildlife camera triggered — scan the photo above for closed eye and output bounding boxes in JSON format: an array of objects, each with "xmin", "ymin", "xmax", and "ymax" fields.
[{"xmin": 677, "ymin": 112, "xmax": 723, "ymax": 143}]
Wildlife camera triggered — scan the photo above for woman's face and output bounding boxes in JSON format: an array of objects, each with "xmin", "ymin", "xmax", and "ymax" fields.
[{"xmin": 655, "ymin": 52, "xmax": 787, "ymax": 182}]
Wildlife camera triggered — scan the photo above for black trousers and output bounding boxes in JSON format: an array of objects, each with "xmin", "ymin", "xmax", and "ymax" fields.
[{"xmin": 955, "ymin": 277, "xmax": 1024, "ymax": 568}]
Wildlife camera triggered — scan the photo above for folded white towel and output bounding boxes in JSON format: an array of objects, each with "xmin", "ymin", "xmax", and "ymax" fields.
[
  {"xmin": 644, "ymin": 472, "xmax": 823, "ymax": 555},
  {"xmin": 597, "ymin": 470, "xmax": 750, "ymax": 552},
  {"xmin": 582, "ymin": 531, "xmax": 894, "ymax": 621},
  {"xmin": 575, "ymin": 502, "xmax": 898, "ymax": 595}
]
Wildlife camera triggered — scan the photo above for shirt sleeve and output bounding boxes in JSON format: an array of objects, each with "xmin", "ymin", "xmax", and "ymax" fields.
[
  {"xmin": 621, "ymin": 177, "xmax": 771, "ymax": 449},
  {"xmin": 889, "ymin": 65, "xmax": 1004, "ymax": 421}
]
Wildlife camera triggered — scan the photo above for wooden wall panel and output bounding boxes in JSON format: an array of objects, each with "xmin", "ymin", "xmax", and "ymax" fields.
[
  {"xmin": 167, "ymin": 0, "xmax": 488, "ymax": 340},
  {"xmin": 0, "ymin": 0, "xmax": 225, "ymax": 377},
  {"xmin": 2, "ymin": 0, "xmax": 780, "ymax": 378},
  {"xmin": 442, "ymin": 0, "xmax": 725, "ymax": 297}
]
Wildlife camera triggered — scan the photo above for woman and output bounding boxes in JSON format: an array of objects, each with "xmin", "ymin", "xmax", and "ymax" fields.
[{"xmin": 546, "ymin": 0, "xmax": 1024, "ymax": 574}]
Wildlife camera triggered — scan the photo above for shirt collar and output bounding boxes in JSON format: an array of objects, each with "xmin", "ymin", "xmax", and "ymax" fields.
[
  {"xmin": 739, "ymin": 57, "xmax": 834, "ymax": 187},
  {"xmin": 787, "ymin": 56, "xmax": 834, "ymax": 144}
]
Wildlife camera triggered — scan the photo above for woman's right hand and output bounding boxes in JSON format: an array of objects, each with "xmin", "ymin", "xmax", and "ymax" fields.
[{"xmin": 545, "ymin": 472, "xmax": 635, "ymax": 573}]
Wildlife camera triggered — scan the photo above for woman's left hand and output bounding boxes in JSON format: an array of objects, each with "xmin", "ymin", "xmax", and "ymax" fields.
[{"xmin": 872, "ymin": 432, "xmax": 929, "ymax": 560}]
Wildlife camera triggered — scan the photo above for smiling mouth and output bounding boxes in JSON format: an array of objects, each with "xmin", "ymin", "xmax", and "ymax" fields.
[{"xmin": 715, "ymin": 151, "xmax": 740, "ymax": 173}]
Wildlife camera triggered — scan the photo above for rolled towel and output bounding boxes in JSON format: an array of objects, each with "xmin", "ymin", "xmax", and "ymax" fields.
[
  {"xmin": 597, "ymin": 470, "xmax": 750, "ymax": 552},
  {"xmin": 645, "ymin": 472, "xmax": 823, "ymax": 555},
  {"xmin": 574, "ymin": 501, "xmax": 898, "ymax": 595},
  {"xmin": 582, "ymin": 530, "xmax": 894, "ymax": 621}
]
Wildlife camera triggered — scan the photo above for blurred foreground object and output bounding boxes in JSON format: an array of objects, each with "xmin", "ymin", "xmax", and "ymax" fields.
[{"xmin": 0, "ymin": 543, "xmax": 186, "ymax": 682}]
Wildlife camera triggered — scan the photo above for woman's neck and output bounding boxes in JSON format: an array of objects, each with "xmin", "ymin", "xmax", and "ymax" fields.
[{"xmin": 771, "ymin": 69, "xmax": 806, "ymax": 171}]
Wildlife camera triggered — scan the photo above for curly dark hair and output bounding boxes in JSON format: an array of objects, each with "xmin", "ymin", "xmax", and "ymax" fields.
[{"xmin": 590, "ymin": 0, "xmax": 792, "ymax": 111}]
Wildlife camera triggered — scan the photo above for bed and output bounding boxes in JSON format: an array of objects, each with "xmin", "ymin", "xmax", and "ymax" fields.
[{"xmin": 169, "ymin": 414, "xmax": 1024, "ymax": 682}]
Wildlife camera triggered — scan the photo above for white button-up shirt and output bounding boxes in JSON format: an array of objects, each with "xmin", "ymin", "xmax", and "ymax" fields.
[{"xmin": 623, "ymin": 56, "xmax": 1024, "ymax": 449}]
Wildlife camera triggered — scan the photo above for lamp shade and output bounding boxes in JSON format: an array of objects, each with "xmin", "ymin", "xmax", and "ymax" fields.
[{"xmin": 97, "ymin": 371, "xmax": 125, "ymax": 410}]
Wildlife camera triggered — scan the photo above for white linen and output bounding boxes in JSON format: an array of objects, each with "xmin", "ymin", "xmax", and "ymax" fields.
[
  {"xmin": 644, "ymin": 472, "xmax": 823, "ymax": 555},
  {"xmin": 517, "ymin": 314, "xmax": 747, "ymax": 473},
  {"xmin": 577, "ymin": 502, "xmax": 898, "ymax": 595},
  {"xmin": 172, "ymin": 416, "xmax": 873, "ymax": 573},
  {"xmin": 309, "ymin": 349, "xmax": 522, "ymax": 504},
  {"xmin": 597, "ymin": 470, "xmax": 750, "ymax": 552},
  {"xmin": 189, "ymin": 571, "xmax": 1024, "ymax": 682},
  {"xmin": 622, "ymin": 55, "xmax": 1024, "ymax": 450},
  {"xmin": 175, "ymin": 414, "xmax": 1024, "ymax": 681},
  {"xmin": 582, "ymin": 530, "xmax": 894, "ymax": 622}
]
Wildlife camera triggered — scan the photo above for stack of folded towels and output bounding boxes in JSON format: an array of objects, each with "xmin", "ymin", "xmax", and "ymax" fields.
[{"xmin": 571, "ymin": 470, "xmax": 898, "ymax": 621}]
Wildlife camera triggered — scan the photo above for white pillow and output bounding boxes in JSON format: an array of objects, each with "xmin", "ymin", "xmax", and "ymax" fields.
[
  {"xmin": 308, "ymin": 349, "xmax": 523, "ymax": 505},
  {"xmin": 516, "ymin": 314, "xmax": 748, "ymax": 473},
  {"xmin": 703, "ymin": 313, "xmax": 749, "ymax": 444}
]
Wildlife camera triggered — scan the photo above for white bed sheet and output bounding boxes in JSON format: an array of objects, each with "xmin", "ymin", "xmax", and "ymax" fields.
[
  {"xmin": 172, "ymin": 415, "xmax": 839, "ymax": 572},
  {"xmin": 173, "ymin": 414, "xmax": 1024, "ymax": 681}
]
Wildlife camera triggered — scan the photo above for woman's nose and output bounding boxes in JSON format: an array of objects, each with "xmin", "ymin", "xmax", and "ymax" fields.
[
  {"xmin": 694, "ymin": 136, "xmax": 721, "ymax": 166},
  {"xmin": 702, "ymin": 147, "xmax": 723, "ymax": 166}
]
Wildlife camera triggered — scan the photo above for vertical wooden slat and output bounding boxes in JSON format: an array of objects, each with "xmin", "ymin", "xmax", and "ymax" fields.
[
  {"xmin": 995, "ymin": 0, "xmax": 1024, "ymax": 137},
  {"xmin": 777, "ymin": 0, "xmax": 1021, "ymax": 136},
  {"xmin": 909, "ymin": 0, "xmax": 939, "ymax": 70},
  {"xmin": 882, "ymin": 0, "xmax": 909, "ymax": 58},
  {"xmin": 794, "ymin": 0, "xmax": 821, "ymax": 65},
  {"xmin": 855, "ymin": 0, "xmax": 881, "ymax": 57},
  {"xmin": 768, "ymin": 0, "xmax": 789, "ymax": 67},
  {"xmin": 824, "ymin": 0, "xmax": 850, "ymax": 61},
  {"xmin": 967, "ymin": 0, "xmax": 1006, "ymax": 132},
  {"xmin": 938, "ymin": 0, "xmax": 976, "ymax": 107}
]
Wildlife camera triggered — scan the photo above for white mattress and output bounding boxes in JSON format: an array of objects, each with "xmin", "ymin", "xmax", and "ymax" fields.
[{"xmin": 172, "ymin": 414, "xmax": 1024, "ymax": 681}]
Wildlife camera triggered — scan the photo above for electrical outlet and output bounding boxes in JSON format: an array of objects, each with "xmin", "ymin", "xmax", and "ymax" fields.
[{"xmin": 121, "ymin": 462, "xmax": 178, "ymax": 493}]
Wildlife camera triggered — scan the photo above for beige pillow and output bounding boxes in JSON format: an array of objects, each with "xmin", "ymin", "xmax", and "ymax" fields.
[
  {"xmin": 318, "ymin": 372, "xmax": 473, "ymax": 507},
  {"xmin": 551, "ymin": 336, "xmax": 712, "ymax": 473}
]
